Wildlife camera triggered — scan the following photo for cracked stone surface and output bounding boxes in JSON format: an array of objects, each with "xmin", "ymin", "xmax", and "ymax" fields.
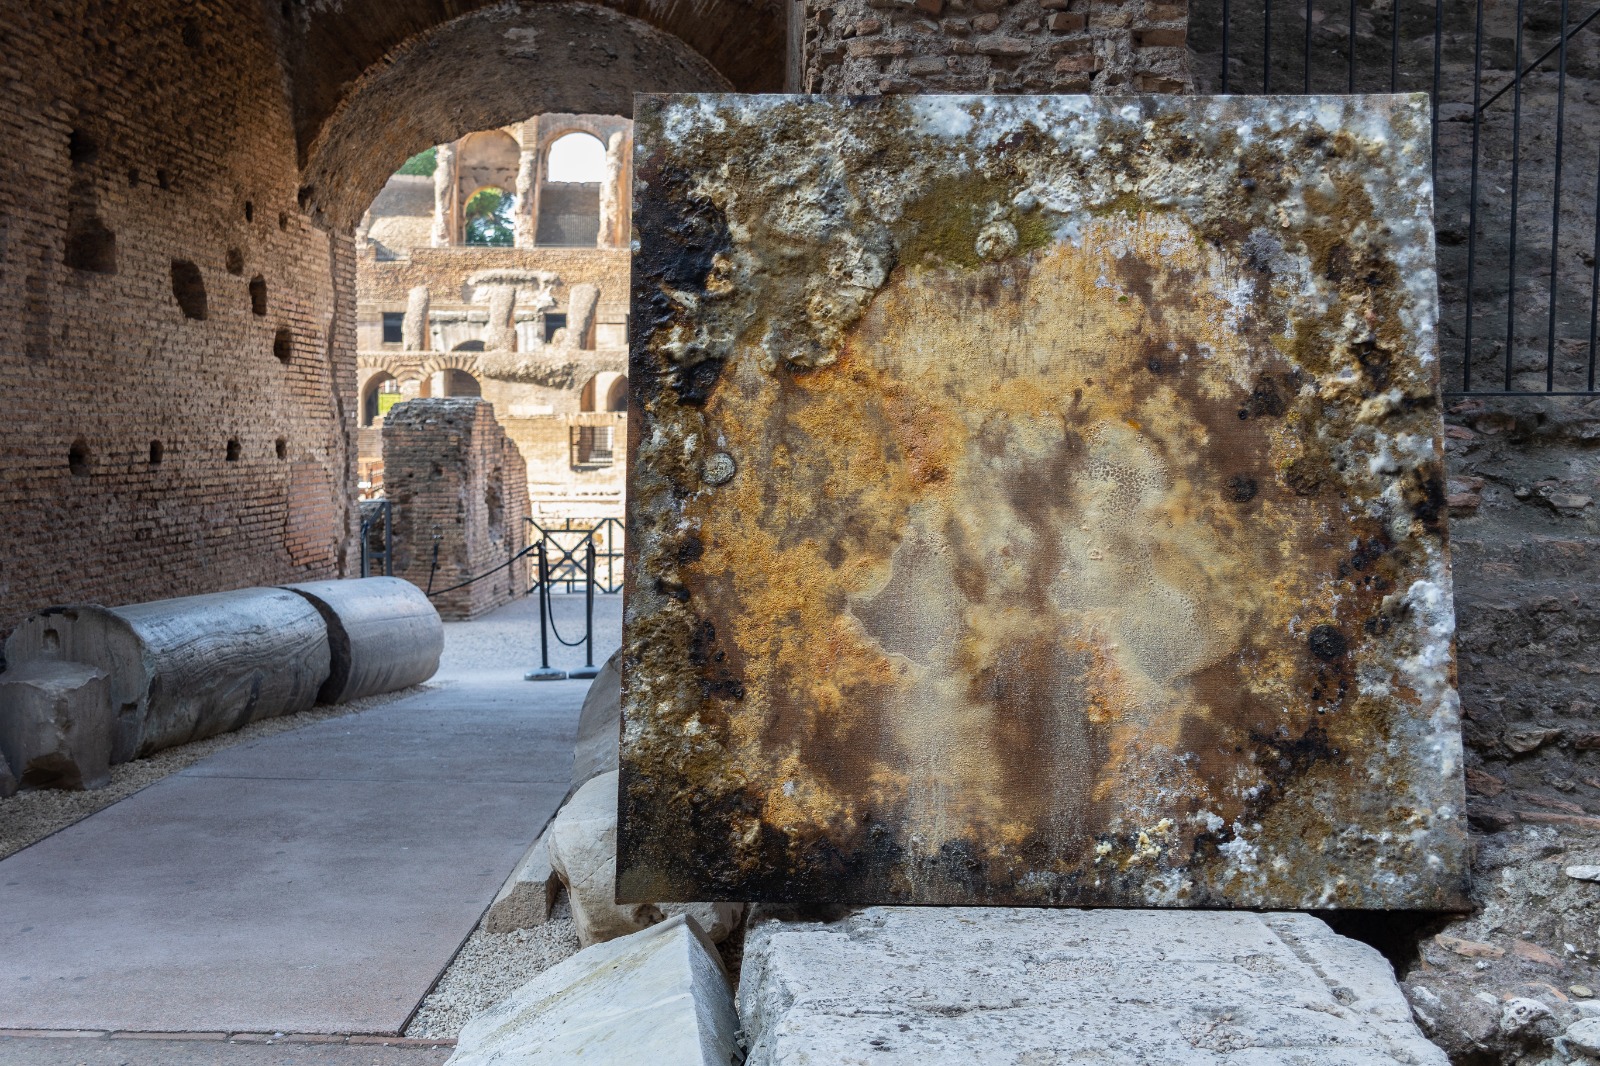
[{"xmin": 737, "ymin": 906, "xmax": 1449, "ymax": 1065}]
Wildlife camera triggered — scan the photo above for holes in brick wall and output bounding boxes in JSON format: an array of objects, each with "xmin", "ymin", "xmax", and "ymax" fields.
[
  {"xmin": 275, "ymin": 437, "xmax": 288, "ymax": 460},
  {"xmin": 68, "ymin": 439, "xmax": 92, "ymax": 477},
  {"xmin": 249, "ymin": 275, "xmax": 267, "ymax": 316},
  {"xmin": 156, "ymin": 168, "xmax": 171, "ymax": 190},
  {"xmin": 65, "ymin": 217, "xmax": 117, "ymax": 274},
  {"xmin": 274, "ymin": 328, "xmax": 293, "ymax": 363},
  {"xmin": 180, "ymin": 18, "xmax": 201, "ymax": 51},
  {"xmin": 148, "ymin": 440, "xmax": 164, "ymax": 465},
  {"xmin": 171, "ymin": 260, "xmax": 207, "ymax": 319},
  {"xmin": 226, "ymin": 438, "xmax": 241, "ymax": 462},
  {"xmin": 226, "ymin": 248, "xmax": 244, "ymax": 275},
  {"xmin": 278, "ymin": 211, "xmax": 289, "ymax": 231},
  {"xmin": 67, "ymin": 130, "xmax": 99, "ymax": 166},
  {"xmin": 244, "ymin": 200, "xmax": 254, "ymax": 222},
  {"xmin": 127, "ymin": 168, "xmax": 139, "ymax": 186}
]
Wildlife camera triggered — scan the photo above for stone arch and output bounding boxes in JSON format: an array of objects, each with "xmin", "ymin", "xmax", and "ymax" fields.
[
  {"xmin": 536, "ymin": 129, "xmax": 606, "ymax": 245},
  {"xmin": 298, "ymin": 2, "xmax": 763, "ymax": 231},
  {"xmin": 457, "ymin": 129, "xmax": 521, "ymax": 245},
  {"xmin": 361, "ymin": 371, "xmax": 400, "ymax": 426},
  {"xmin": 419, "ymin": 352, "xmax": 483, "ymax": 376},
  {"xmin": 581, "ymin": 370, "xmax": 627, "ymax": 412},
  {"xmin": 544, "ymin": 130, "xmax": 606, "ymax": 182},
  {"xmin": 605, "ymin": 373, "xmax": 628, "ymax": 412}
]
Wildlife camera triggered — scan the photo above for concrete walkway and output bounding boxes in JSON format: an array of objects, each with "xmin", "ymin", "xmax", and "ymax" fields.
[{"xmin": 0, "ymin": 593, "xmax": 619, "ymax": 1062}]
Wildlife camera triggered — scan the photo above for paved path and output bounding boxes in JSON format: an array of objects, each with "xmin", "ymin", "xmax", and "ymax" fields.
[{"xmin": 0, "ymin": 594, "xmax": 620, "ymax": 1053}]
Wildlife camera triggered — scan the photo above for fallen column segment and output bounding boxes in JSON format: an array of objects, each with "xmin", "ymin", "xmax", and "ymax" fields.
[
  {"xmin": 280, "ymin": 577, "xmax": 442, "ymax": 705},
  {"xmin": 4, "ymin": 589, "xmax": 330, "ymax": 762}
]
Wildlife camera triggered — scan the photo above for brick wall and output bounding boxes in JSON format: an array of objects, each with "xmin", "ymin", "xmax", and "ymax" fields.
[
  {"xmin": 0, "ymin": 1, "xmax": 355, "ymax": 639},
  {"xmin": 800, "ymin": 0, "xmax": 1190, "ymax": 93},
  {"xmin": 382, "ymin": 398, "xmax": 530, "ymax": 620}
]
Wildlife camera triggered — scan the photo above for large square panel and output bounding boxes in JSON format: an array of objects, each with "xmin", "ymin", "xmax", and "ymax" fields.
[{"xmin": 621, "ymin": 94, "xmax": 1467, "ymax": 909}]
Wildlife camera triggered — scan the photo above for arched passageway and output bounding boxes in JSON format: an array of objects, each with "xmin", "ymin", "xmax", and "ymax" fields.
[
  {"xmin": 361, "ymin": 372, "xmax": 401, "ymax": 426},
  {"xmin": 0, "ymin": 0, "xmax": 780, "ymax": 630},
  {"xmin": 299, "ymin": 2, "xmax": 765, "ymax": 232}
]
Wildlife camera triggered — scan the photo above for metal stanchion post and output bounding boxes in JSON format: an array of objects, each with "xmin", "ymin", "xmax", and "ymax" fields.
[
  {"xmin": 525, "ymin": 539, "xmax": 567, "ymax": 681},
  {"xmin": 569, "ymin": 537, "xmax": 600, "ymax": 680}
]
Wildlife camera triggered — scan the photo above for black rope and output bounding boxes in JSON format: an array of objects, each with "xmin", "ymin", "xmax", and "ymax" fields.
[
  {"xmin": 541, "ymin": 556, "xmax": 591, "ymax": 647},
  {"xmin": 426, "ymin": 542, "xmax": 538, "ymax": 598},
  {"xmin": 424, "ymin": 539, "xmax": 440, "ymax": 595}
]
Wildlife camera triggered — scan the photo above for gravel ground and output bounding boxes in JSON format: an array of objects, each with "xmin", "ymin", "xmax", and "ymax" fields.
[
  {"xmin": 404, "ymin": 892, "xmax": 582, "ymax": 1038},
  {"xmin": 0, "ymin": 685, "xmax": 424, "ymax": 861}
]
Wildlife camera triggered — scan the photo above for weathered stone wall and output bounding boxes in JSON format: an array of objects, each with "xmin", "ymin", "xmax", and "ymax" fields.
[
  {"xmin": 382, "ymin": 398, "xmax": 531, "ymax": 620},
  {"xmin": 501, "ymin": 412, "xmax": 628, "ymax": 518},
  {"xmin": 357, "ymin": 247, "xmax": 631, "ymax": 350},
  {"xmin": 798, "ymin": 0, "xmax": 1190, "ymax": 93},
  {"xmin": 0, "ymin": 1, "xmax": 356, "ymax": 641}
]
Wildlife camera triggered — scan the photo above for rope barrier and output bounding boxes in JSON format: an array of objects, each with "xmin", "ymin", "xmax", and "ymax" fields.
[{"xmin": 425, "ymin": 542, "xmax": 538, "ymax": 598}]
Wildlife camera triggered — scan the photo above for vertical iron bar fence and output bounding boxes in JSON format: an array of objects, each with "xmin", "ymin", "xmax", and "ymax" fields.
[
  {"xmin": 1200, "ymin": 0, "xmax": 1600, "ymax": 397},
  {"xmin": 525, "ymin": 517, "xmax": 626, "ymax": 594}
]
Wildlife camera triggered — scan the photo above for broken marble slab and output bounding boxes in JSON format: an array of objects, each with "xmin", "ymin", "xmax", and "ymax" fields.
[
  {"xmin": 738, "ymin": 906, "xmax": 1448, "ymax": 1065},
  {"xmin": 446, "ymin": 914, "xmax": 740, "ymax": 1066},
  {"xmin": 571, "ymin": 649, "xmax": 619, "ymax": 789}
]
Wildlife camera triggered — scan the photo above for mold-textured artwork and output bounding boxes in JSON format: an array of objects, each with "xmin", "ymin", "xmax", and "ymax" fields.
[{"xmin": 621, "ymin": 94, "xmax": 1468, "ymax": 910}]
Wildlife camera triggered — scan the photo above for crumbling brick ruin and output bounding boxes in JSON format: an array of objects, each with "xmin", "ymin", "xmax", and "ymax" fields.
[{"xmin": 383, "ymin": 398, "xmax": 530, "ymax": 620}]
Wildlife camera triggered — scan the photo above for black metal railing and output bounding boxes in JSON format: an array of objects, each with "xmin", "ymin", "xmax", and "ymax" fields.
[
  {"xmin": 1191, "ymin": 0, "xmax": 1600, "ymax": 396},
  {"xmin": 526, "ymin": 517, "xmax": 625, "ymax": 593},
  {"xmin": 359, "ymin": 499, "xmax": 392, "ymax": 578}
]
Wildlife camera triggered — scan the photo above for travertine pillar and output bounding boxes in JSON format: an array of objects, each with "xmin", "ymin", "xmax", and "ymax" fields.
[
  {"xmin": 485, "ymin": 285, "xmax": 517, "ymax": 352},
  {"xmin": 597, "ymin": 131, "xmax": 629, "ymax": 249},
  {"xmin": 514, "ymin": 147, "xmax": 538, "ymax": 248},
  {"xmin": 402, "ymin": 285, "xmax": 430, "ymax": 351},
  {"xmin": 798, "ymin": 0, "xmax": 1190, "ymax": 95},
  {"xmin": 431, "ymin": 142, "xmax": 457, "ymax": 248}
]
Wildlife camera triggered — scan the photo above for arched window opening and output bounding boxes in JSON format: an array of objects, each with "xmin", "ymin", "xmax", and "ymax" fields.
[
  {"xmin": 582, "ymin": 371, "xmax": 628, "ymax": 413},
  {"xmin": 362, "ymin": 372, "xmax": 400, "ymax": 426},
  {"xmin": 605, "ymin": 375, "xmax": 628, "ymax": 412},
  {"xmin": 546, "ymin": 132, "xmax": 606, "ymax": 183},
  {"xmin": 537, "ymin": 132, "xmax": 604, "ymax": 247},
  {"xmin": 463, "ymin": 187, "xmax": 515, "ymax": 247},
  {"xmin": 442, "ymin": 369, "xmax": 481, "ymax": 398}
]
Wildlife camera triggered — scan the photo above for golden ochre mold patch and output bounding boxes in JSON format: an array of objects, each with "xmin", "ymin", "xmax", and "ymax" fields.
[{"xmin": 620, "ymin": 94, "xmax": 1468, "ymax": 910}]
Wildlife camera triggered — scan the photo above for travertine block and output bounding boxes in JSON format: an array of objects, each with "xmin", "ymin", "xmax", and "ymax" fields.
[
  {"xmin": 738, "ymin": 907, "xmax": 1449, "ymax": 1065},
  {"xmin": 447, "ymin": 914, "xmax": 740, "ymax": 1066}
]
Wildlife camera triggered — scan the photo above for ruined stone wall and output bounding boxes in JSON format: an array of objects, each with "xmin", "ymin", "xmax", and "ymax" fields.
[
  {"xmin": 501, "ymin": 412, "xmax": 628, "ymax": 518},
  {"xmin": 356, "ymin": 247, "xmax": 631, "ymax": 350},
  {"xmin": 382, "ymin": 398, "xmax": 530, "ymax": 620},
  {"xmin": 0, "ymin": 1, "xmax": 356, "ymax": 641},
  {"xmin": 799, "ymin": 0, "xmax": 1190, "ymax": 93}
]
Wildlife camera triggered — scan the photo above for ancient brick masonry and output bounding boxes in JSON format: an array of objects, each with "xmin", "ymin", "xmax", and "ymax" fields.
[
  {"xmin": 0, "ymin": 3, "xmax": 356, "ymax": 641},
  {"xmin": 382, "ymin": 399, "xmax": 530, "ymax": 621},
  {"xmin": 800, "ymin": 0, "xmax": 1190, "ymax": 93}
]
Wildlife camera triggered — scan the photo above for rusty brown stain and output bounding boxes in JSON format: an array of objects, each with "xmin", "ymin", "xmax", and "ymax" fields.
[{"xmin": 620, "ymin": 95, "xmax": 1469, "ymax": 909}]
